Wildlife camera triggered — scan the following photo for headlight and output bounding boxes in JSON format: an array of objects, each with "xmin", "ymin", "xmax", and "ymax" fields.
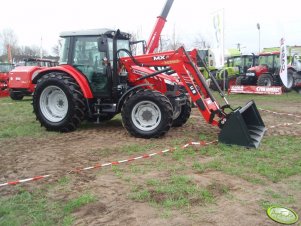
[{"xmin": 246, "ymin": 72, "xmax": 255, "ymax": 76}]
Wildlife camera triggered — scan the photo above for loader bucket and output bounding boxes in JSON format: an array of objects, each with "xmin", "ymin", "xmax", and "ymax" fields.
[{"xmin": 218, "ymin": 100, "xmax": 266, "ymax": 148}]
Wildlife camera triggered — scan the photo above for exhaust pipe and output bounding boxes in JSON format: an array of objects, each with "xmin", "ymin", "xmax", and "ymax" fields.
[{"xmin": 218, "ymin": 100, "xmax": 266, "ymax": 148}]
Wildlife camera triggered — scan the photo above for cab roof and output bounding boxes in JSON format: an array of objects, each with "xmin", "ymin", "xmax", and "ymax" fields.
[{"xmin": 59, "ymin": 28, "xmax": 130, "ymax": 39}]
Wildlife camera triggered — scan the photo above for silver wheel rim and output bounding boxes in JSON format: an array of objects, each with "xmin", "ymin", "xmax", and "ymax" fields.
[
  {"xmin": 39, "ymin": 86, "xmax": 68, "ymax": 122},
  {"xmin": 131, "ymin": 100, "xmax": 161, "ymax": 131}
]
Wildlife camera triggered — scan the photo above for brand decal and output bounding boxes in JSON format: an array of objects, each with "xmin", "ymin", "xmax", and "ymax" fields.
[{"xmin": 153, "ymin": 55, "xmax": 167, "ymax": 61}]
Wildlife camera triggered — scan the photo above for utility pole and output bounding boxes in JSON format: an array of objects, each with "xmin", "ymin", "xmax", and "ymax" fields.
[{"xmin": 257, "ymin": 23, "xmax": 260, "ymax": 53}]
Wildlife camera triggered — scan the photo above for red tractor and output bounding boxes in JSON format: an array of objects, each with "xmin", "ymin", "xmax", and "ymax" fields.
[
  {"xmin": 8, "ymin": 58, "xmax": 58, "ymax": 100},
  {"xmin": 235, "ymin": 52, "xmax": 293, "ymax": 89},
  {"xmin": 31, "ymin": 29, "xmax": 265, "ymax": 148},
  {"xmin": 0, "ymin": 63, "xmax": 14, "ymax": 97}
]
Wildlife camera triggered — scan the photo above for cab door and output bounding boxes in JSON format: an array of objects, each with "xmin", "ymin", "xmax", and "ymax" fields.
[{"xmin": 72, "ymin": 36, "xmax": 111, "ymax": 97}]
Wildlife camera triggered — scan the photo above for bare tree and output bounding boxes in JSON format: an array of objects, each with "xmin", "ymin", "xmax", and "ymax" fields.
[
  {"xmin": 159, "ymin": 25, "xmax": 184, "ymax": 52},
  {"xmin": 0, "ymin": 28, "xmax": 18, "ymax": 61},
  {"xmin": 193, "ymin": 33, "xmax": 211, "ymax": 49},
  {"xmin": 52, "ymin": 40, "xmax": 62, "ymax": 56}
]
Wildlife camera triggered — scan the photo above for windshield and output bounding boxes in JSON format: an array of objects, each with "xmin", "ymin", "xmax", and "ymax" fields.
[
  {"xmin": 0, "ymin": 64, "xmax": 14, "ymax": 73},
  {"xmin": 259, "ymin": 54, "xmax": 279, "ymax": 68},
  {"xmin": 108, "ymin": 39, "xmax": 130, "ymax": 60},
  {"xmin": 259, "ymin": 55, "xmax": 274, "ymax": 68},
  {"xmin": 244, "ymin": 56, "xmax": 254, "ymax": 68},
  {"xmin": 228, "ymin": 57, "xmax": 242, "ymax": 67}
]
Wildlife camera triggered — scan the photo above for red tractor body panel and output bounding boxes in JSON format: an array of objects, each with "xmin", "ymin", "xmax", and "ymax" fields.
[
  {"xmin": 8, "ymin": 59, "xmax": 58, "ymax": 99},
  {"xmin": 9, "ymin": 66, "xmax": 39, "ymax": 92},
  {"xmin": 248, "ymin": 65, "xmax": 268, "ymax": 76}
]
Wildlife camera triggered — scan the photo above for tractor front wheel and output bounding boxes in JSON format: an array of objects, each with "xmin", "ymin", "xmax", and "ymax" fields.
[
  {"xmin": 121, "ymin": 89, "xmax": 173, "ymax": 138},
  {"xmin": 235, "ymin": 75, "xmax": 244, "ymax": 85},
  {"xmin": 257, "ymin": 74, "xmax": 273, "ymax": 86},
  {"xmin": 33, "ymin": 72, "xmax": 86, "ymax": 132},
  {"xmin": 9, "ymin": 90, "xmax": 24, "ymax": 100}
]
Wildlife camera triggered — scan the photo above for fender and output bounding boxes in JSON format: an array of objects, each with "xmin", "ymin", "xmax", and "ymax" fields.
[
  {"xmin": 117, "ymin": 84, "xmax": 153, "ymax": 112},
  {"xmin": 32, "ymin": 65, "xmax": 93, "ymax": 98}
]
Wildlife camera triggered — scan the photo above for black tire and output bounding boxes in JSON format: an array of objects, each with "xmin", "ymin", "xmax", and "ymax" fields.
[
  {"xmin": 172, "ymin": 101, "xmax": 191, "ymax": 127},
  {"xmin": 9, "ymin": 90, "xmax": 24, "ymax": 100},
  {"xmin": 257, "ymin": 73, "xmax": 273, "ymax": 86},
  {"xmin": 121, "ymin": 89, "xmax": 173, "ymax": 138},
  {"xmin": 235, "ymin": 75, "xmax": 244, "ymax": 85},
  {"xmin": 33, "ymin": 72, "xmax": 86, "ymax": 132}
]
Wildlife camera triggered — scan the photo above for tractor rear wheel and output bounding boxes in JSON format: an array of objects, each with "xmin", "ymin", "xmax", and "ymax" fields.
[
  {"xmin": 172, "ymin": 100, "xmax": 191, "ymax": 127},
  {"xmin": 33, "ymin": 72, "xmax": 86, "ymax": 132},
  {"xmin": 284, "ymin": 68, "xmax": 295, "ymax": 91},
  {"xmin": 257, "ymin": 73, "xmax": 273, "ymax": 86},
  {"xmin": 121, "ymin": 89, "xmax": 173, "ymax": 138}
]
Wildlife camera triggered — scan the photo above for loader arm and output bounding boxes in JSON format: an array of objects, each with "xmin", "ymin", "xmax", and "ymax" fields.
[
  {"xmin": 121, "ymin": 46, "xmax": 223, "ymax": 126},
  {"xmin": 120, "ymin": 46, "xmax": 266, "ymax": 148}
]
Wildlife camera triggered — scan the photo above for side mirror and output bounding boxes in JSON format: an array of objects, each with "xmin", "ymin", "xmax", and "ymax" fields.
[{"xmin": 97, "ymin": 36, "xmax": 107, "ymax": 52}]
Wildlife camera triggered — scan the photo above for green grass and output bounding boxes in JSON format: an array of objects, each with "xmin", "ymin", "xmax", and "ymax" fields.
[
  {"xmin": 192, "ymin": 136, "xmax": 301, "ymax": 183},
  {"xmin": 0, "ymin": 97, "xmax": 54, "ymax": 139},
  {"xmin": 0, "ymin": 189, "xmax": 96, "ymax": 226},
  {"xmin": 130, "ymin": 175, "xmax": 215, "ymax": 209},
  {"xmin": 260, "ymin": 189, "xmax": 296, "ymax": 210}
]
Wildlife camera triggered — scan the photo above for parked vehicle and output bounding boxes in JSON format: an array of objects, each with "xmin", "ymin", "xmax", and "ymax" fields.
[
  {"xmin": 235, "ymin": 52, "xmax": 292, "ymax": 88},
  {"xmin": 8, "ymin": 58, "xmax": 58, "ymax": 100},
  {"xmin": 0, "ymin": 63, "xmax": 14, "ymax": 97},
  {"xmin": 211, "ymin": 54, "xmax": 258, "ymax": 90}
]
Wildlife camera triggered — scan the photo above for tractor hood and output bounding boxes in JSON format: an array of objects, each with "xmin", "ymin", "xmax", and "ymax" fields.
[{"xmin": 246, "ymin": 65, "xmax": 268, "ymax": 76}]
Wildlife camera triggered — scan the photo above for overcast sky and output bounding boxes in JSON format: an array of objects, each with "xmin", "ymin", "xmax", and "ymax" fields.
[{"xmin": 1, "ymin": 0, "xmax": 301, "ymax": 55}]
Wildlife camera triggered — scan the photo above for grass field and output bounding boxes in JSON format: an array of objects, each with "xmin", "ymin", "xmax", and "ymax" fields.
[{"xmin": 0, "ymin": 92, "xmax": 300, "ymax": 225}]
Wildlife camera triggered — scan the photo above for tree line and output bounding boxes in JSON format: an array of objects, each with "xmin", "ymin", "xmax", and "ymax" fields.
[
  {"xmin": 1, "ymin": 27, "xmax": 210, "ymax": 63},
  {"xmin": 0, "ymin": 28, "xmax": 59, "ymax": 63}
]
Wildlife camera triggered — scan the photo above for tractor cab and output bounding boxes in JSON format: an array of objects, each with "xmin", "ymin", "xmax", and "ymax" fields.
[
  {"xmin": 59, "ymin": 29, "xmax": 131, "ymax": 99},
  {"xmin": 237, "ymin": 52, "xmax": 280, "ymax": 86},
  {"xmin": 257, "ymin": 52, "xmax": 280, "ymax": 74},
  {"xmin": 227, "ymin": 54, "xmax": 258, "ymax": 74}
]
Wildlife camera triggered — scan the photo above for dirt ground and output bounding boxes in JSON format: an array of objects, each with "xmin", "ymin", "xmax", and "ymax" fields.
[{"xmin": 0, "ymin": 97, "xmax": 301, "ymax": 226}]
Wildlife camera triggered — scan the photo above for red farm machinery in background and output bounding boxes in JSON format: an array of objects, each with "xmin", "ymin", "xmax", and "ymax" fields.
[
  {"xmin": 8, "ymin": 58, "xmax": 58, "ymax": 100},
  {"xmin": 0, "ymin": 45, "xmax": 14, "ymax": 97},
  {"xmin": 235, "ymin": 52, "xmax": 294, "ymax": 90},
  {"xmin": 0, "ymin": 63, "xmax": 14, "ymax": 97}
]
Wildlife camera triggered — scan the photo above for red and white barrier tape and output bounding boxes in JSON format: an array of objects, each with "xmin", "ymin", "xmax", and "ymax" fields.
[
  {"xmin": 267, "ymin": 121, "xmax": 301, "ymax": 130},
  {"xmin": 0, "ymin": 108, "xmax": 299, "ymax": 188},
  {"xmin": 0, "ymin": 175, "xmax": 51, "ymax": 187},
  {"xmin": 258, "ymin": 108, "xmax": 301, "ymax": 118},
  {"xmin": 0, "ymin": 140, "xmax": 217, "ymax": 188}
]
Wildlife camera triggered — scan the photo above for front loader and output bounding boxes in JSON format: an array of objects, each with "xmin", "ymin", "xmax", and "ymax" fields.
[{"xmin": 32, "ymin": 29, "xmax": 265, "ymax": 148}]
